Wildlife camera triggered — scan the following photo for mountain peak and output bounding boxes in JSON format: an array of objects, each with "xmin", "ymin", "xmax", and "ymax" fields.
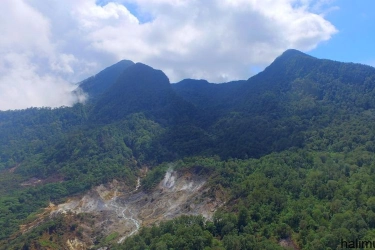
[
  {"xmin": 119, "ymin": 62, "xmax": 171, "ymax": 90},
  {"xmin": 258, "ymin": 49, "xmax": 317, "ymax": 78},
  {"xmin": 91, "ymin": 62, "xmax": 198, "ymax": 124},
  {"xmin": 79, "ymin": 59, "xmax": 134, "ymax": 99},
  {"xmin": 275, "ymin": 49, "xmax": 314, "ymax": 62},
  {"xmin": 117, "ymin": 59, "xmax": 135, "ymax": 66},
  {"xmin": 281, "ymin": 48, "xmax": 308, "ymax": 56}
]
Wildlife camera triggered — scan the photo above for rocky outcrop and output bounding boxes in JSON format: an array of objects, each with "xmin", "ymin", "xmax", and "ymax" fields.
[{"xmin": 46, "ymin": 169, "xmax": 224, "ymax": 248}]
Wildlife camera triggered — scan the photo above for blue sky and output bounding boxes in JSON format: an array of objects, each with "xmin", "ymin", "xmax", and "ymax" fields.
[{"xmin": 310, "ymin": 0, "xmax": 375, "ymax": 66}]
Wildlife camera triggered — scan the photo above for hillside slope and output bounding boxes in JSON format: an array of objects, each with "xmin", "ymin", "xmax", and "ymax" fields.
[
  {"xmin": 91, "ymin": 63, "xmax": 202, "ymax": 126},
  {"xmin": 79, "ymin": 59, "xmax": 134, "ymax": 100},
  {"xmin": 2, "ymin": 49, "xmax": 375, "ymax": 249}
]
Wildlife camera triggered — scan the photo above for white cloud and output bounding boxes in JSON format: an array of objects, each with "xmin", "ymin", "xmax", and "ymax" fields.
[
  {"xmin": 0, "ymin": 0, "xmax": 337, "ymax": 110},
  {"xmin": 0, "ymin": 0, "xmax": 87, "ymax": 110},
  {"xmin": 0, "ymin": 53, "xmax": 86, "ymax": 110}
]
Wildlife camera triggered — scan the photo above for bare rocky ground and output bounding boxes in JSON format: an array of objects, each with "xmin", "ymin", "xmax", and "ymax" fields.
[{"xmin": 22, "ymin": 169, "xmax": 225, "ymax": 249}]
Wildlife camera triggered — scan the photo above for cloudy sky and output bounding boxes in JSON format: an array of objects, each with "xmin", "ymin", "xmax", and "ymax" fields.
[{"xmin": 0, "ymin": 0, "xmax": 373, "ymax": 110}]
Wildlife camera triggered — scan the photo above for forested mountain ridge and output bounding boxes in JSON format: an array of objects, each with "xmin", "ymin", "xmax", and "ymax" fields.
[
  {"xmin": 1, "ymin": 50, "xmax": 375, "ymax": 249},
  {"xmin": 171, "ymin": 49, "xmax": 375, "ymax": 158},
  {"xmin": 171, "ymin": 79, "xmax": 245, "ymax": 112},
  {"xmin": 79, "ymin": 59, "xmax": 134, "ymax": 100},
  {"xmin": 174, "ymin": 49, "xmax": 375, "ymax": 114},
  {"xmin": 91, "ymin": 62, "xmax": 203, "ymax": 126}
]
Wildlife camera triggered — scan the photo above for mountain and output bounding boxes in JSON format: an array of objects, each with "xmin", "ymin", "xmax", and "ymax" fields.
[
  {"xmin": 172, "ymin": 79, "xmax": 245, "ymax": 112},
  {"xmin": 79, "ymin": 59, "xmax": 134, "ymax": 100},
  {"xmin": 236, "ymin": 49, "xmax": 375, "ymax": 113},
  {"xmin": 3, "ymin": 50, "xmax": 375, "ymax": 249},
  {"xmin": 91, "ymin": 63, "xmax": 203, "ymax": 126},
  {"xmin": 89, "ymin": 63, "xmax": 214, "ymax": 159}
]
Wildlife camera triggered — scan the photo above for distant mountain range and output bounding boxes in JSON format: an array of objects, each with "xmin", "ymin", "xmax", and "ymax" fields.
[
  {"xmin": 80, "ymin": 49, "xmax": 375, "ymax": 117},
  {"xmin": 72, "ymin": 49, "xmax": 375, "ymax": 158}
]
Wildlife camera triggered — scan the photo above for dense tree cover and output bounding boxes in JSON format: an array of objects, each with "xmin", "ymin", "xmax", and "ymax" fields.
[
  {"xmin": 172, "ymin": 49, "xmax": 375, "ymax": 159},
  {"xmin": 0, "ymin": 104, "xmax": 87, "ymax": 171},
  {"xmin": 91, "ymin": 63, "xmax": 203, "ymax": 127},
  {"xmin": 115, "ymin": 214, "xmax": 283, "ymax": 250},
  {"xmin": 0, "ymin": 112, "xmax": 164, "ymax": 242},
  {"xmin": 172, "ymin": 79, "xmax": 245, "ymax": 114},
  {"xmin": 116, "ymin": 147, "xmax": 375, "ymax": 249},
  {"xmin": 2, "ymin": 49, "xmax": 375, "ymax": 248}
]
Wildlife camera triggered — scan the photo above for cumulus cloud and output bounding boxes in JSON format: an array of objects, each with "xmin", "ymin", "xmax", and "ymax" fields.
[
  {"xmin": 0, "ymin": 0, "xmax": 337, "ymax": 110},
  {"xmin": 0, "ymin": 0, "xmax": 87, "ymax": 110},
  {"xmin": 0, "ymin": 53, "xmax": 86, "ymax": 110}
]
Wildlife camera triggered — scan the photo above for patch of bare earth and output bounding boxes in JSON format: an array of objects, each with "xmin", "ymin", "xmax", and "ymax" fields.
[
  {"xmin": 21, "ymin": 169, "xmax": 225, "ymax": 249},
  {"xmin": 20, "ymin": 175, "xmax": 64, "ymax": 187},
  {"xmin": 8, "ymin": 164, "xmax": 18, "ymax": 173},
  {"xmin": 279, "ymin": 237, "xmax": 300, "ymax": 250}
]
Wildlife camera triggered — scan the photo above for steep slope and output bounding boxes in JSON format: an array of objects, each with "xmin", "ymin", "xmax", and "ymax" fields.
[
  {"xmin": 79, "ymin": 60, "xmax": 134, "ymax": 100},
  {"xmin": 4, "ymin": 50, "xmax": 375, "ymax": 250},
  {"xmin": 204, "ymin": 49, "xmax": 375, "ymax": 158},
  {"xmin": 9, "ymin": 167, "xmax": 225, "ymax": 249},
  {"xmin": 172, "ymin": 49, "xmax": 375, "ymax": 116},
  {"xmin": 236, "ymin": 49, "xmax": 375, "ymax": 113},
  {"xmin": 92, "ymin": 63, "xmax": 202, "ymax": 126}
]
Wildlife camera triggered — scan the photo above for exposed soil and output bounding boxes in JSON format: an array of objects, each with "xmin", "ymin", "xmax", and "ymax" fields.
[
  {"xmin": 8, "ymin": 164, "xmax": 18, "ymax": 173},
  {"xmin": 20, "ymin": 175, "xmax": 64, "ymax": 187},
  {"xmin": 279, "ymin": 237, "xmax": 301, "ymax": 250},
  {"xmin": 21, "ymin": 169, "xmax": 225, "ymax": 249}
]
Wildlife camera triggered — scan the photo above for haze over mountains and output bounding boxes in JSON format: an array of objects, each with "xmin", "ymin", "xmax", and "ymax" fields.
[{"xmin": 2, "ymin": 49, "xmax": 375, "ymax": 249}]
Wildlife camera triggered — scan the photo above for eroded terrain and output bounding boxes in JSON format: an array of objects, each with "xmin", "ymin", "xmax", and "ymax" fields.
[{"xmin": 21, "ymin": 169, "xmax": 225, "ymax": 249}]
